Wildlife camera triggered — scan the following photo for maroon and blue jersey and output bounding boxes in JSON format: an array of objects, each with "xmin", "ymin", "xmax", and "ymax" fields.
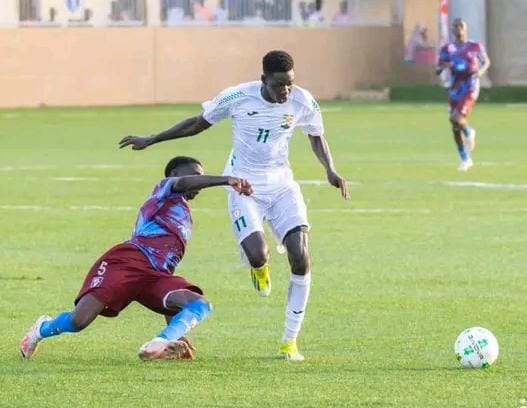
[
  {"xmin": 439, "ymin": 41, "xmax": 487, "ymax": 102},
  {"xmin": 128, "ymin": 178, "xmax": 192, "ymax": 274}
]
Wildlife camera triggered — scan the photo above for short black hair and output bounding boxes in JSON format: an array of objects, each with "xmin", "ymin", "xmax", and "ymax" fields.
[
  {"xmin": 262, "ymin": 50, "xmax": 294, "ymax": 75},
  {"xmin": 164, "ymin": 156, "xmax": 202, "ymax": 177}
]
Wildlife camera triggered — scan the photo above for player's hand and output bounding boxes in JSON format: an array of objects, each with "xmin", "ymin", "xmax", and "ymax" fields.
[
  {"xmin": 228, "ymin": 177, "xmax": 253, "ymax": 196},
  {"xmin": 327, "ymin": 170, "xmax": 350, "ymax": 200},
  {"xmin": 118, "ymin": 135, "xmax": 152, "ymax": 150}
]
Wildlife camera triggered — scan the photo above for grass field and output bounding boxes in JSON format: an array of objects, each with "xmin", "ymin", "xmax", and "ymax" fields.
[{"xmin": 1, "ymin": 102, "xmax": 526, "ymax": 407}]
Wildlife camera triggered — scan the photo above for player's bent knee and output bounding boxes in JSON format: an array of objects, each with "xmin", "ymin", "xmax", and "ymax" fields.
[
  {"xmin": 450, "ymin": 113, "xmax": 465, "ymax": 126},
  {"xmin": 244, "ymin": 247, "xmax": 269, "ymax": 268},
  {"xmin": 165, "ymin": 289, "xmax": 205, "ymax": 311},
  {"xmin": 241, "ymin": 232, "xmax": 269, "ymax": 268}
]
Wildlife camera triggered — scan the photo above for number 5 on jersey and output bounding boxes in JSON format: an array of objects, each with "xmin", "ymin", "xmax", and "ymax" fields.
[
  {"xmin": 257, "ymin": 128, "xmax": 270, "ymax": 143},
  {"xmin": 97, "ymin": 261, "xmax": 108, "ymax": 275}
]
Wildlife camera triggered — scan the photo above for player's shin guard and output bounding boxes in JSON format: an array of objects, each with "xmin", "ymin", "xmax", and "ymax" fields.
[
  {"xmin": 158, "ymin": 299, "xmax": 212, "ymax": 341},
  {"xmin": 282, "ymin": 273, "xmax": 311, "ymax": 342},
  {"xmin": 39, "ymin": 311, "xmax": 81, "ymax": 338}
]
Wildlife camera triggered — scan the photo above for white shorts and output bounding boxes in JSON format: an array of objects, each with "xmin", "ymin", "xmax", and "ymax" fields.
[{"xmin": 227, "ymin": 182, "xmax": 310, "ymax": 245}]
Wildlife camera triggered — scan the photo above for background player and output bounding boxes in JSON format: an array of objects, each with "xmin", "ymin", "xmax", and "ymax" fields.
[
  {"xmin": 119, "ymin": 50, "xmax": 349, "ymax": 361},
  {"xmin": 20, "ymin": 156, "xmax": 252, "ymax": 361},
  {"xmin": 437, "ymin": 18, "xmax": 491, "ymax": 171}
]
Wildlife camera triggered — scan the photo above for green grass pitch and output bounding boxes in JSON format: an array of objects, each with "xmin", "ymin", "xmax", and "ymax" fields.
[{"xmin": 1, "ymin": 102, "xmax": 526, "ymax": 407}]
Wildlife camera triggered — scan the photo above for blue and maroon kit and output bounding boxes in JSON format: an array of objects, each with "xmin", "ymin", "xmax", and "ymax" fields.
[
  {"xmin": 439, "ymin": 41, "xmax": 488, "ymax": 116},
  {"xmin": 75, "ymin": 178, "xmax": 202, "ymax": 317}
]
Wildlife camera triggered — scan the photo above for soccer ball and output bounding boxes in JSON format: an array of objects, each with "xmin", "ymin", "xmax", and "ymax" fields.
[{"xmin": 454, "ymin": 327, "xmax": 499, "ymax": 368}]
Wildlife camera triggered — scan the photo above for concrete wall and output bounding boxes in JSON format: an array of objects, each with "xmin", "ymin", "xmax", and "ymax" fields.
[
  {"xmin": 487, "ymin": 0, "xmax": 527, "ymax": 85},
  {"xmin": 0, "ymin": 28, "xmax": 155, "ymax": 107},
  {"xmin": 0, "ymin": 1, "xmax": 17, "ymax": 27},
  {"xmin": 0, "ymin": 26, "xmax": 403, "ymax": 107}
]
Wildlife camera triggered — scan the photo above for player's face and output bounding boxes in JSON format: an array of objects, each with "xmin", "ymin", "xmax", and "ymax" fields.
[
  {"xmin": 171, "ymin": 163, "xmax": 204, "ymax": 200},
  {"xmin": 262, "ymin": 70, "xmax": 295, "ymax": 104},
  {"xmin": 453, "ymin": 20, "xmax": 467, "ymax": 41}
]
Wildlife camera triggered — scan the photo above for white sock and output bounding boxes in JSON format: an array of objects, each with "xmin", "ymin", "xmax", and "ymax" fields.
[{"xmin": 281, "ymin": 273, "xmax": 311, "ymax": 342}]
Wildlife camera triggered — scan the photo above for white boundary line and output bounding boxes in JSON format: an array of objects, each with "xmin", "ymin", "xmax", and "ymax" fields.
[
  {"xmin": 5, "ymin": 174, "xmax": 361, "ymax": 186},
  {"xmin": 0, "ymin": 166, "xmax": 54, "ymax": 171},
  {"xmin": 1, "ymin": 160, "xmax": 521, "ymax": 172},
  {"xmin": 1, "ymin": 205, "xmax": 526, "ymax": 214},
  {"xmin": 11, "ymin": 175, "xmax": 527, "ymax": 191},
  {"xmin": 441, "ymin": 181, "xmax": 527, "ymax": 190}
]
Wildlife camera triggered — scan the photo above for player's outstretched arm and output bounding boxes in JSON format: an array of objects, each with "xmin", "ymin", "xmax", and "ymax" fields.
[
  {"xmin": 119, "ymin": 114, "xmax": 212, "ymax": 150},
  {"xmin": 308, "ymin": 135, "xmax": 350, "ymax": 200},
  {"xmin": 172, "ymin": 175, "xmax": 253, "ymax": 196}
]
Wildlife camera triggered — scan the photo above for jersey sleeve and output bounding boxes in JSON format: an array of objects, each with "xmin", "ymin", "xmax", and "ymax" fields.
[
  {"xmin": 202, "ymin": 86, "xmax": 244, "ymax": 124},
  {"xmin": 298, "ymin": 96, "xmax": 324, "ymax": 136},
  {"xmin": 139, "ymin": 178, "xmax": 175, "ymax": 220},
  {"xmin": 438, "ymin": 44, "xmax": 450, "ymax": 64}
]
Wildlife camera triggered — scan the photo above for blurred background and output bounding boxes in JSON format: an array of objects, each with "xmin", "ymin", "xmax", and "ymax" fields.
[{"xmin": 0, "ymin": 0, "xmax": 526, "ymax": 107}]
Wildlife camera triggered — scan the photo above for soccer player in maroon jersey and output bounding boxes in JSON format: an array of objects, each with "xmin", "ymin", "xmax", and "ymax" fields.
[
  {"xmin": 20, "ymin": 156, "xmax": 252, "ymax": 361},
  {"xmin": 437, "ymin": 18, "xmax": 491, "ymax": 171}
]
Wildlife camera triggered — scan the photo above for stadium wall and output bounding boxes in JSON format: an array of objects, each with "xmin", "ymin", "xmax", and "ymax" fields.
[
  {"xmin": 487, "ymin": 0, "xmax": 527, "ymax": 86},
  {"xmin": 0, "ymin": 26, "xmax": 402, "ymax": 108}
]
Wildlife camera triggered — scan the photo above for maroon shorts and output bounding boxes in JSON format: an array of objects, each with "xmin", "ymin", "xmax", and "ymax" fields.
[
  {"xmin": 449, "ymin": 95, "xmax": 476, "ymax": 117},
  {"xmin": 75, "ymin": 243, "xmax": 202, "ymax": 317}
]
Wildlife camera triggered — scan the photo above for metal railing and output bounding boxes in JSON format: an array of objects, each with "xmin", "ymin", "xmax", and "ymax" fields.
[{"xmin": 14, "ymin": 0, "xmax": 402, "ymax": 27}]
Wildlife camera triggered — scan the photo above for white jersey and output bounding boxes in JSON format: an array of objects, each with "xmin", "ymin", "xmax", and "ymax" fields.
[{"xmin": 202, "ymin": 81, "xmax": 324, "ymax": 194}]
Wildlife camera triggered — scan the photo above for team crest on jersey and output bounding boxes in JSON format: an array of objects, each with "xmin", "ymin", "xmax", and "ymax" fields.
[
  {"xmin": 90, "ymin": 277, "xmax": 104, "ymax": 288},
  {"xmin": 280, "ymin": 114, "xmax": 294, "ymax": 129}
]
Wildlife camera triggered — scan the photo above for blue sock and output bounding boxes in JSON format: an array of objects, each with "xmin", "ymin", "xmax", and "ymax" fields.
[
  {"xmin": 457, "ymin": 145, "xmax": 469, "ymax": 161},
  {"xmin": 39, "ymin": 311, "xmax": 81, "ymax": 338},
  {"xmin": 158, "ymin": 300, "xmax": 212, "ymax": 341},
  {"xmin": 460, "ymin": 125, "xmax": 472, "ymax": 138}
]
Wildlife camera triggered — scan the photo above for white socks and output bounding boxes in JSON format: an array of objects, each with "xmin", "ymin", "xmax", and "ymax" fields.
[{"xmin": 282, "ymin": 273, "xmax": 311, "ymax": 342}]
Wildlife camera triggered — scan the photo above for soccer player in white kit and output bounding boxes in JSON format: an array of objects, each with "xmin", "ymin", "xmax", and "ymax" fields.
[{"xmin": 120, "ymin": 50, "xmax": 349, "ymax": 361}]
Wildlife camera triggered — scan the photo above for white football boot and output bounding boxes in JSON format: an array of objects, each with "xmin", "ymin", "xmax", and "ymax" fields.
[
  {"xmin": 138, "ymin": 337, "xmax": 193, "ymax": 361},
  {"xmin": 458, "ymin": 158, "xmax": 473, "ymax": 172},
  {"xmin": 20, "ymin": 315, "xmax": 51, "ymax": 359}
]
